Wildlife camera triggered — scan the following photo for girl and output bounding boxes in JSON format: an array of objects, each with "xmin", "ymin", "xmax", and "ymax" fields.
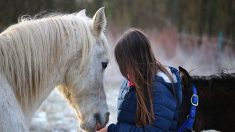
[{"xmin": 100, "ymin": 29, "xmax": 182, "ymax": 132}]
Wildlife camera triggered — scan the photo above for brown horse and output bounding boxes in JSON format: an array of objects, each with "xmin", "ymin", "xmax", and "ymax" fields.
[{"xmin": 178, "ymin": 66, "xmax": 235, "ymax": 132}]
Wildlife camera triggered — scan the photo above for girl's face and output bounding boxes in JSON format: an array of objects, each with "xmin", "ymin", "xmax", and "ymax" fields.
[{"xmin": 119, "ymin": 64, "xmax": 134, "ymax": 81}]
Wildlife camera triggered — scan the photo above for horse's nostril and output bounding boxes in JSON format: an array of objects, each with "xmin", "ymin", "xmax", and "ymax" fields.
[
  {"xmin": 106, "ymin": 112, "xmax": 110, "ymax": 116},
  {"xmin": 105, "ymin": 112, "xmax": 110, "ymax": 123},
  {"xmin": 106, "ymin": 112, "xmax": 110, "ymax": 118},
  {"xmin": 94, "ymin": 112, "xmax": 110, "ymax": 125},
  {"xmin": 94, "ymin": 113, "xmax": 101, "ymax": 124}
]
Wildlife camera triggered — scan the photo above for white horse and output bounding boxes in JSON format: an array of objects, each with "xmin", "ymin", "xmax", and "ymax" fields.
[{"xmin": 0, "ymin": 7, "xmax": 109, "ymax": 132}]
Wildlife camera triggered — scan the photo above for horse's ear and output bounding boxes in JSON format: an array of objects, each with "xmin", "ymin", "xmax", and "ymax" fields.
[
  {"xmin": 77, "ymin": 9, "xmax": 86, "ymax": 17},
  {"xmin": 92, "ymin": 7, "xmax": 106, "ymax": 36},
  {"xmin": 179, "ymin": 66, "xmax": 191, "ymax": 90}
]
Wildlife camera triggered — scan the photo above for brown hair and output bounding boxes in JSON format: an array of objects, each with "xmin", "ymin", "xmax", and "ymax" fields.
[{"xmin": 115, "ymin": 28, "xmax": 173, "ymax": 126}]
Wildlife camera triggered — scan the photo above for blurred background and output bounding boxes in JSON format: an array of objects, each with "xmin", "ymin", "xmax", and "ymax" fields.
[{"xmin": 0, "ymin": 0, "xmax": 235, "ymax": 131}]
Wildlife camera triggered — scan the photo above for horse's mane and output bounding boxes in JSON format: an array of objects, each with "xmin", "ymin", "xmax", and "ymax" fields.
[
  {"xmin": 192, "ymin": 72, "xmax": 235, "ymax": 83},
  {"xmin": 0, "ymin": 12, "xmax": 107, "ymax": 108},
  {"xmin": 191, "ymin": 72, "xmax": 235, "ymax": 100}
]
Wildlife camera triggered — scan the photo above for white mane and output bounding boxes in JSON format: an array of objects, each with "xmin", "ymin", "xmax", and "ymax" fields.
[{"xmin": 0, "ymin": 13, "xmax": 107, "ymax": 109}]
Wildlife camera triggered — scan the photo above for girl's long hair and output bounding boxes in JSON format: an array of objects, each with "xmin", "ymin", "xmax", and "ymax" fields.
[{"xmin": 115, "ymin": 29, "xmax": 173, "ymax": 126}]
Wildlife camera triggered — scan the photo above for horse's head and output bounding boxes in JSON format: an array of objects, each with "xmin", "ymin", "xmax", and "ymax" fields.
[
  {"xmin": 179, "ymin": 66, "xmax": 193, "ymax": 98},
  {"xmin": 178, "ymin": 66, "xmax": 194, "ymax": 125},
  {"xmin": 58, "ymin": 7, "xmax": 109, "ymax": 132}
]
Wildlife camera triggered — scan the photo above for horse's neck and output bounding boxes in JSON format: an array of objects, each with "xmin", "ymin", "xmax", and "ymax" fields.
[
  {"xmin": 0, "ymin": 31, "xmax": 67, "ymax": 122},
  {"xmin": 0, "ymin": 71, "xmax": 62, "ymax": 126},
  {"xmin": 29, "ymin": 62, "xmax": 70, "ymax": 116},
  {"xmin": 191, "ymin": 74, "xmax": 235, "ymax": 131}
]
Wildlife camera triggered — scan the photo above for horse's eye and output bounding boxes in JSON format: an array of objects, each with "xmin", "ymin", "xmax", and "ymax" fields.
[
  {"xmin": 103, "ymin": 29, "xmax": 107, "ymax": 35},
  {"xmin": 102, "ymin": 62, "xmax": 108, "ymax": 69}
]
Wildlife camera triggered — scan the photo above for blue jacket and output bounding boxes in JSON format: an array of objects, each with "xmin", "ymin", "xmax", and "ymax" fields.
[{"xmin": 108, "ymin": 67, "xmax": 182, "ymax": 132}]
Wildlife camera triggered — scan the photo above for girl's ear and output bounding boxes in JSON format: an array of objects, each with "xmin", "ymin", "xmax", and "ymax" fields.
[{"xmin": 179, "ymin": 66, "xmax": 191, "ymax": 90}]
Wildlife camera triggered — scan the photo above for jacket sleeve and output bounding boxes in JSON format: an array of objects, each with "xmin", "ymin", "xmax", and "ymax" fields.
[
  {"xmin": 108, "ymin": 81, "xmax": 177, "ymax": 132},
  {"xmin": 108, "ymin": 122, "xmax": 165, "ymax": 132}
]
